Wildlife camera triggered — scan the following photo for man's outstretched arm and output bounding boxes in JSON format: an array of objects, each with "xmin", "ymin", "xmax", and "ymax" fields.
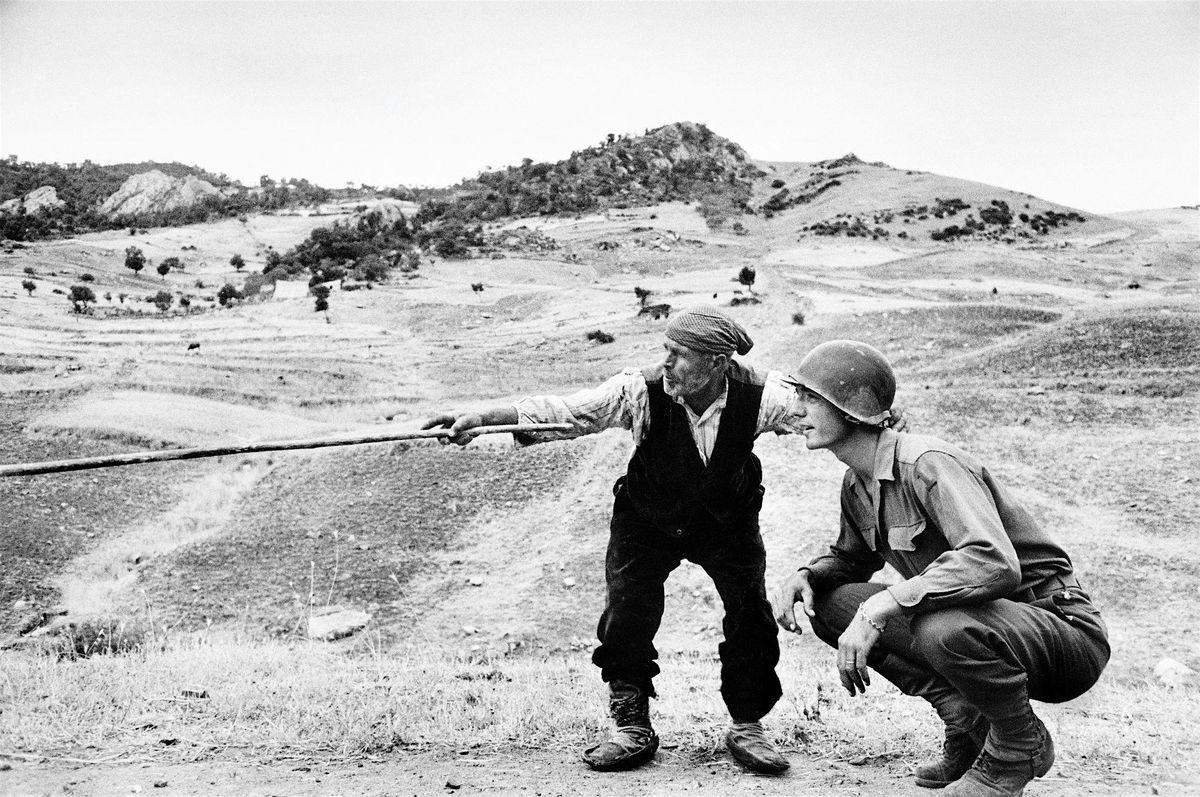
[{"xmin": 422, "ymin": 406, "xmax": 519, "ymax": 446}]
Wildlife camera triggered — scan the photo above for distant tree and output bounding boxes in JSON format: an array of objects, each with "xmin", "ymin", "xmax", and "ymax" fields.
[
  {"xmin": 634, "ymin": 286, "xmax": 652, "ymax": 306},
  {"xmin": 312, "ymin": 284, "xmax": 331, "ymax": 320},
  {"xmin": 471, "ymin": 282, "xmax": 484, "ymax": 297},
  {"xmin": 736, "ymin": 266, "xmax": 756, "ymax": 293},
  {"xmin": 179, "ymin": 295, "xmax": 192, "ymax": 310},
  {"xmin": 21, "ymin": 279, "xmax": 35, "ymax": 296},
  {"xmin": 153, "ymin": 290, "xmax": 173, "ymax": 313},
  {"xmin": 230, "ymin": 253, "xmax": 246, "ymax": 272},
  {"xmin": 124, "ymin": 246, "xmax": 146, "ymax": 276},
  {"xmin": 79, "ymin": 273, "xmax": 95, "ymax": 282},
  {"xmin": 216, "ymin": 283, "xmax": 242, "ymax": 307},
  {"xmin": 68, "ymin": 284, "xmax": 96, "ymax": 314},
  {"xmin": 23, "ymin": 266, "xmax": 35, "ymax": 276},
  {"xmin": 160, "ymin": 256, "xmax": 181, "ymax": 273},
  {"xmin": 156, "ymin": 262, "xmax": 171, "ymax": 279}
]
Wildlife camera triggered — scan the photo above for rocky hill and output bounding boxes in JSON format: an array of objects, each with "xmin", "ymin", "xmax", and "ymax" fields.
[
  {"xmin": 0, "ymin": 186, "xmax": 66, "ymax": 215},
  {"xmin": 429, "ymin": 121, "xmax": 762, "ymax": 221},
  {"xmin": 97, "ymin": 169, "xmax": 221, "ymax": 217}
]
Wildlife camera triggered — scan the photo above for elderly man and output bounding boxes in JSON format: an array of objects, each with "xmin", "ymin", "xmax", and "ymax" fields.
[
  {"xmin": 423, "ymin": 306, "xmax": 797, "ymax": 775},
  {"xmin": 772, "ymin": 341, "xmax": 1109, "ymax": 797}
]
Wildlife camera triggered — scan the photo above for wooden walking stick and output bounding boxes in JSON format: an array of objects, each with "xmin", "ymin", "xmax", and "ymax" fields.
[{"xmin": 0, "ymin": 423, "xmax": 571, "ymax": 478}]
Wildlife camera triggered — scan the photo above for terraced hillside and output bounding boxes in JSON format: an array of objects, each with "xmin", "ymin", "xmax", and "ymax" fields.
[{"xmin": 0, "ymin": 179, "xmax": 1197, "ymax": 794}]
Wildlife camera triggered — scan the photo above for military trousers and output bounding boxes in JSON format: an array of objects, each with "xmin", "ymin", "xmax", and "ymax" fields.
[{"xmin": 809, "ymin": 581, "xmax": 1110, "ymax": 716}]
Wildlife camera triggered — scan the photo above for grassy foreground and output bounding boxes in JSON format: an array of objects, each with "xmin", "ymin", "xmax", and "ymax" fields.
[{"xmin": 0, "ymin": 625, "xmax": 1195, "ymax": 791}]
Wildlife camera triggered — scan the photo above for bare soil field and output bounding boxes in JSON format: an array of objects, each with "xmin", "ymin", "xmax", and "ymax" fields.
[{"xmin": 0, "ymin": 203, "xmax": 1198, "ymax": 795}]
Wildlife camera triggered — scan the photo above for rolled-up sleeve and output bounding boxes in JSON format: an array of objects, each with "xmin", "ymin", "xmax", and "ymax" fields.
[
  {"xmin": 757, "ymin": 370, "xmax": 806, "ymax": 435},
  {"xmin": 886, "ymin": 452, "xmax": 1022, "ymax": 613},
  {"xmin": 512, "ymin": 369, "xmax": 646, "ymax": 446}
]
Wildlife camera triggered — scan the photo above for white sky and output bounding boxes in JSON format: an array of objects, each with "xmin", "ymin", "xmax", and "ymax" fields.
[{"xmin": 1, "ymin": 0, "xmax": 1197, "ymax": 213}]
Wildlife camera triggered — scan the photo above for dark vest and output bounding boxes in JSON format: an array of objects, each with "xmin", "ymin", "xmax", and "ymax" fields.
[{"xmin": 618, "ymin": 361, "xmax": 766, "ymax": 528}]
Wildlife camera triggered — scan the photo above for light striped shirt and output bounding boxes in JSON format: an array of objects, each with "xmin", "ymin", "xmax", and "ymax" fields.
[{"xmin": 513, "ymin": 367, "xmax": 802, "ymax": 464}]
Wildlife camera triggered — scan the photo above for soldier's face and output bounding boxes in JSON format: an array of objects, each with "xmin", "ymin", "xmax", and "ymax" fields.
[
  {"xmin": 661, "ymin": 340, "xmax": 722, "ymax": 400},
  {"xmin": 794, "ymin": 387, "xmax": 853, "ymax": 449}
]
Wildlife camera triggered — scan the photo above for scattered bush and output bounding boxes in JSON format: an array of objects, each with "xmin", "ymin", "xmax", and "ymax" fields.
[
  {"xmin": 67, "ymin": 284, "xmax": 96, "ymax": 313},
  {"xmin": 791, "ymin": 311, "xmax": 806, "ymax": 325},
  {"xmin": 634, "ymin": 286, "xmax": 652, "ymax": 306},
  {"xmin": 729, "ymin": 296, "xmax": 761, "ymax": 307},
  {"xmin": 313, "ymin": 284, "xmax": 331, "ymax": 317},
  {"xmin": 22, "ymin": 266, "xmax": 35, "ymax": 275},
  {"xmin": 216, "ymin": 283, "xmax": 242, "ymax": 307},
  {"xmin": 79, "ymin": 273, "xmax": 95, "ymax": 282},
  {"xmin": 153, "ymin": 290, "xmax": 173, "ymax": 312},
  {"xmin": 21, "ymin": 279, "xmax": 35, "ymax": 296},
  {"xmin": 230, "ymin": 253, "xmax": 246, "ymax": 272},
  {"xmin": 770, "ymin": 179, "xmax": 786, "ymax": 189},
  {"xmin": 586, "ymin": 329, "xmax": 615, "ymax": 344},
  {"xmin": 124, "ymin": 245, "xmax": 146, "ymax": 275},
  {"xmin": 736, "ymin": 266, "xmax": 756, "ymax": 293}
]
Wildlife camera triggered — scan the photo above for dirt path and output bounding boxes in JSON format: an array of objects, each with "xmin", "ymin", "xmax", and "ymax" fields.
[{"xmin": 1, "ymin": 749, "xmax": 1183, "ymax": 797}]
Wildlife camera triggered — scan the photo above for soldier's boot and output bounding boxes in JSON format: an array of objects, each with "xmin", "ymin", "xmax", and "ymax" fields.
[
  {"xmin": 914, "ymin": 702, "xmax": 990, "ymax": 788},
  {"xmin": 869, "ymin": 653, "xmax": 990, "ymax": 789},
  {"xmin": 943, "ymin": 691, "xmax": 1055, "ymax": 797},
  {"xmin": 581, "ymin": 682, "xmax": 659, "ymax": 772},
  {"xmin": 725, "ymin": 720, "xmax": 790, "ymax": 775}
]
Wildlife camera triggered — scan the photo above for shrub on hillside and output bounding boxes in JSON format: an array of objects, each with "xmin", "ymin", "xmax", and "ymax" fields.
[
  {"xmin": 216, "ymin": 283, "xmax": 242, "ymax": 307},
  {"xmin": 124, "ymin": 246, "xmax": 146, "ymax": 275},
  {"xmin": 586, "ymin": 329, "xmax": 615, "ymax": 344},
  {"xmin": 67, "ymin": 284, "xmax": 96, "ymax": 313}
]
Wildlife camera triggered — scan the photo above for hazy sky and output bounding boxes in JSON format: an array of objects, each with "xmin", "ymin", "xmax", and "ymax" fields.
[{"xmin": 2, "ymin": 1, "xmax": 1197, "ymax": 213}]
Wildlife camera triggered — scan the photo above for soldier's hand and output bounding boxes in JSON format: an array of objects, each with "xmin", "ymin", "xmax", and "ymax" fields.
[
  {"xmin": 421, "ymin": 412, "xmax": 483, "ymax": 446},
  {"xmin": 772, "ymin": 570, "xmax": 815, "ymax": 635},
  {"xmin": 888, "ymin": 405, "xmax": 909, "ymax": 433}
]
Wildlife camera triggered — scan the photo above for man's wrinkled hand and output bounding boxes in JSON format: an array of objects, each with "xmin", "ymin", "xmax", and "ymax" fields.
[
  {"xmin": 772, "ymin": 570, "xmax": 815, "ymax": 635},
  {"xmin": 420, "ymin": 413, "xmax": 481, "ymax": 446}
]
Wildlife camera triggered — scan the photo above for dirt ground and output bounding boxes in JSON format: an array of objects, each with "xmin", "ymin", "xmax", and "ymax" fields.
[
  {"xmin": 4, "ymin": 748, "xmax": 1191, "ymax": 797},
  {"xmin": 1, "ymin": 199, "xmax": 1198, "ymax": 795}
]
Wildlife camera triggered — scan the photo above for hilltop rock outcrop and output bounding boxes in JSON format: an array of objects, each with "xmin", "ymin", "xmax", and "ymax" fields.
[
  {"xmin": 0, "ymin": 186, "xmax": 66, "ymax": 215},
  {"xmin": 98, "ymin": 170, "xmax": 220, "ymax": 217}
]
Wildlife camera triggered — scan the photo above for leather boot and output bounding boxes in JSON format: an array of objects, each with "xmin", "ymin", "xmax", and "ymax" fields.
[
  {"xmin": 869, "ymin": 654, "xmax": 989, "ymax": 789},
  {"xmin": 914, "ymin": 702, "xmax": 990, "ymax": 788},
  {"xmin": 581, "ymin": 682, "xmax": 659, "ymax": 771},
  {"xmin": 944, "ymin": 703, "xmax": 1054, "ymax": 797},
  {"xmin": 726, "ymin": 721, "xmax": 790, "ymax": 775}
]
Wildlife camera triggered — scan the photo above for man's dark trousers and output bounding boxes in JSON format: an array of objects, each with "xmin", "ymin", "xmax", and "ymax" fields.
[
  {"xmin": 592, "ymin": 502, "xmax": 782, "ymax": 723},
  {"xmin": 808, "ymin": 582, "xmax": 1110, "ymax": 716}
]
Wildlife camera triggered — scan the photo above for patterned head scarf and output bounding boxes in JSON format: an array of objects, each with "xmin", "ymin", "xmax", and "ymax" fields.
[{"xmin": 665, "ymin": 305, "xmax": 753, "ymax": 356}]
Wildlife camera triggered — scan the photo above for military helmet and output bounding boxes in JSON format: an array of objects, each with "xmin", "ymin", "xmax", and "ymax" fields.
[{"xmin": 788, "ymin": 340, "xmax": 896, "ymax": 426}]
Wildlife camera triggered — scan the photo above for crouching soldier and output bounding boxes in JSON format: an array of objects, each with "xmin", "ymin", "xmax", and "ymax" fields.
[{"xmin": 772, "ymin": 340, "xmax": 1109, "ymax": 797}]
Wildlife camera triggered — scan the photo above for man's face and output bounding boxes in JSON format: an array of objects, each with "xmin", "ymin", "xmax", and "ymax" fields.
[
  {"xmin": 793, "ymin": 387, "xmax": 853, "ymax": 449},
  {"xmin": 661, "ymin": 339, "xmax": 723, "ymax": 400}
]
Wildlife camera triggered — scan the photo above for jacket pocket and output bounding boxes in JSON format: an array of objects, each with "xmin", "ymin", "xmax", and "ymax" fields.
[{"xmin": 887, "ymin": 519, "xmax": 925, "ymax": 552}]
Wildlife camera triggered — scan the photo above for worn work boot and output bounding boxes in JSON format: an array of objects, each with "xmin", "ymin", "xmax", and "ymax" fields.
[
  {"xmin": 726, "ymin": 721, "xmax": 790, "ymax": 775},
  {"xmin": 581, "ymin": 685, "xmax": 659, "ymax": 772},
  {"xmin": 943, "ymin": 715, "xmax": 1054, "ymax": 797},
  {"xmin": 914, "ymin": 708, "xmax": 990, "ymax": 788}
]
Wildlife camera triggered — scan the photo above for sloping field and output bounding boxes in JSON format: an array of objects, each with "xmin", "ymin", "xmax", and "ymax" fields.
[{"xmin": 1, "ymin": 205, "xmax": 1198, "ymax": 795}]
